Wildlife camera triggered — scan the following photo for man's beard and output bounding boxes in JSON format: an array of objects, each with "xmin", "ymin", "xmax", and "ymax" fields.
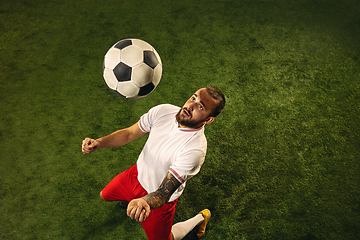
[{"xmin": 175, "ymin": 108, "xmax": 204, "ymax": 128}]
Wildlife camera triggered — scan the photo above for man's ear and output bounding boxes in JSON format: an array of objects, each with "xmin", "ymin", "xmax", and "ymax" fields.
[{"xmin": 203, "ymin": 117, "xmax": 215, "ymax": 125}]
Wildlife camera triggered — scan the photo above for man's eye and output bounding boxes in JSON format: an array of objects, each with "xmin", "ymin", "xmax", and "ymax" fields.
[{"xmin": 199, "ymin": 106, "xmax": 203, "ymax": 110}]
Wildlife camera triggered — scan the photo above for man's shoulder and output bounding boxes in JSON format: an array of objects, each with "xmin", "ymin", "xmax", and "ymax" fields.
[
  {"xmin": 156, "ymin": 104, "xmax": 180, "ymax": 111},
  {"xmin": 149, "ymin": 104, "xmax": 180, "ymax": 116},
  {"xmin": 144, "ymin": 104, "xmax": 179, "ymax": 123}
]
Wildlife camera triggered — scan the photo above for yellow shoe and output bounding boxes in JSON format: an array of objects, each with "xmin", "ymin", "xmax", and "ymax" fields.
[{"xmin": 197, "ymin": 209, "xmax": 211, "ymax": 238}]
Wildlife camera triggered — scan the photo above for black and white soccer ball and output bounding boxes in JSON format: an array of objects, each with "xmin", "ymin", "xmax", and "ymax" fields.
[{"xmin": 103, "ymin": 39, "xmax": 162, "ymax": 99}]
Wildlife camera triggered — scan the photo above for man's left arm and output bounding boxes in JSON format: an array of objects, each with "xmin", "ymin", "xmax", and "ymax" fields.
[{"xmin": 127, "ymin": 172, "xmax": 181, "ymax": 222}]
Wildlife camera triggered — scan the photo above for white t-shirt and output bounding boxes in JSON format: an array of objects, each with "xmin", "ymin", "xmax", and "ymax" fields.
[{"xmin": 137, "ymin": 104, "xmax": 207, "ymax": 202}]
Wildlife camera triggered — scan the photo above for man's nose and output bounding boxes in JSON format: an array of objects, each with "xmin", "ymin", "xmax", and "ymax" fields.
[{"xmin": 188, "ymin": 102, "xmax": 196, "ymax": 110}]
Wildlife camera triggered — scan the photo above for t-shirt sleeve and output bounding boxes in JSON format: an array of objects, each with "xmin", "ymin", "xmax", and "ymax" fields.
[
  {"xmin": 138, "ymin": 105, "xmax": 163, "ymax": 133},
  {"xmin": 169, "ymin": 148, "xmax": 206, "ymax": 184}
]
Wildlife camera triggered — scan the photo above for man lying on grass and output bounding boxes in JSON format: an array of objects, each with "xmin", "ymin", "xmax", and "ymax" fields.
[{"xmin": 82, "ymin": 86, "xmax": 225, "ymax": 240}]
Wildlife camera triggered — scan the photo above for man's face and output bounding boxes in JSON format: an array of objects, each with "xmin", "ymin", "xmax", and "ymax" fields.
[{"xmin": 176, "ymin": 88, "xmax": 219, "ymax": 129}]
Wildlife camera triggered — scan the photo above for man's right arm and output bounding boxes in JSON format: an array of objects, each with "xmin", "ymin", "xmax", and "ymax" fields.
[{"xmin": 82, "ymin": 122, "xmax": 146, "ymax": 154}]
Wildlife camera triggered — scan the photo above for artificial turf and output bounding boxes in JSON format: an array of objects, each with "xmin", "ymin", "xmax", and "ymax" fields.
[{"xmin": 1, "ymin": 0, "xmax": 359, "ymax": 239}]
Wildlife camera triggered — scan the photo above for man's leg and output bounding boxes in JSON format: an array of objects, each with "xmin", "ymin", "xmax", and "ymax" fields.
[
  {"xmin": 171, "ymin": 209, "xmax": 211, "ymax": 240},
  {"xmin": 141, "ymin": 200, "xmax": 178, "ymax": 240},
  {"xmin": 100, "ymin": 165, "xmax": 147, "ymax": 202}
]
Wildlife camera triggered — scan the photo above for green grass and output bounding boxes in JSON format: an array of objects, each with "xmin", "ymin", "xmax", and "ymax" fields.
[{"xmin": 1, "ymin": 0, "xmax": 359, "ymax": 239}]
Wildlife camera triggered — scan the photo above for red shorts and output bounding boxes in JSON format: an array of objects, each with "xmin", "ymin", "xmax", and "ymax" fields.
[{"xmin": 101, "ymin": 165, "xmax": 178, "ymax": 240}]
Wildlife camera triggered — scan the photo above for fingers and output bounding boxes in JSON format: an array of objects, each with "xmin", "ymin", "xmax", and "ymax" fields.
[
  {"xmin": 81, "ymin": 138, "xmax": 90, "ymax": 154},
  {"xmin": 82, "ymin": 138, "xmax": 98, "ymax": 154},
  {"xmin": 143, "ymin": 203, "xmax": 150, "ymax": 219},
  {"xmin": 127, "ymin": 204, "xmax": 143, "ymax": 221},
  {"xmin": 128, "ymin": 207, "xmax": 147, "ymax": 222},
  {"xmin": 139, "ymin": 209, "xmax": 146, "ymax": 222},
  {"xmin": 139, "ymin": 207, "xmax": 150, "ymax": 222},
  {"xmin": 127, "ymin": 199, "xmax": 151, "ymax": 222}
]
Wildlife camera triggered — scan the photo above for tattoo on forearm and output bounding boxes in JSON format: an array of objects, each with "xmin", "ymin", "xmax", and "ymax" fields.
[{"xmin": 141, "ymin": 172, "xmax": 181, "ymax": 209}]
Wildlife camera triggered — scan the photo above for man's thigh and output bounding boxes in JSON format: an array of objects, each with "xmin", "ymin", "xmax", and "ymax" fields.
[
  {"xmin": 101, "ymin": 165, "xmax": 147, "ymax": 201},
  {"xmin": 141, "ymin": 199, "xmax": 177, "ymax": 240}
]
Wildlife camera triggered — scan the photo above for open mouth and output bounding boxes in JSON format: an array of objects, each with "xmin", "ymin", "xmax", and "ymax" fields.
[{"xmin": 183, "ymin": 108, "xmax": 191, "ymax": 117}]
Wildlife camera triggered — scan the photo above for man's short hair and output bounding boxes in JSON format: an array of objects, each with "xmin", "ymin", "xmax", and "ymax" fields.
[{"xmin": 205, "ymin": 86, "xmax": 225, "ymax": 117}]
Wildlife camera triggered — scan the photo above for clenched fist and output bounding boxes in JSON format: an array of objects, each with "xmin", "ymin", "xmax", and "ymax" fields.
[{"xmin": 82, "ymin": 138, "xmax": 100, "ymax": 154}]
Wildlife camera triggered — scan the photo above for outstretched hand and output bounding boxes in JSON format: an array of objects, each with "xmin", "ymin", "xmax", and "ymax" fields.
[
  {"xmin": 82, "ymin": 138, "xmax": 99, "ymax": 154},
  {"xmin": 127, "ymin": 198, "xmax": 151, "ymax": 222}
]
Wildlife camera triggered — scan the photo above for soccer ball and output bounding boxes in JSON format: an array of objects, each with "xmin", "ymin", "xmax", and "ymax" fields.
[{"xmin": 103, "ymin": 39, "xmax": 162, "ymax": 99}]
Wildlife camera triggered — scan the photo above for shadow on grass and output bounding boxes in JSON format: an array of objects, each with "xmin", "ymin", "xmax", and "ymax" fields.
[
  {"xmin": 299, "ymin": 233, "xmax": 318, "ymax": 240},
  {"xmin": 182, "ymin": 227, "xmax": 200, "ymax": 240},
  {"xmin": 80, "ymin": 204, "xmax": 128, "ymax": 240}
]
